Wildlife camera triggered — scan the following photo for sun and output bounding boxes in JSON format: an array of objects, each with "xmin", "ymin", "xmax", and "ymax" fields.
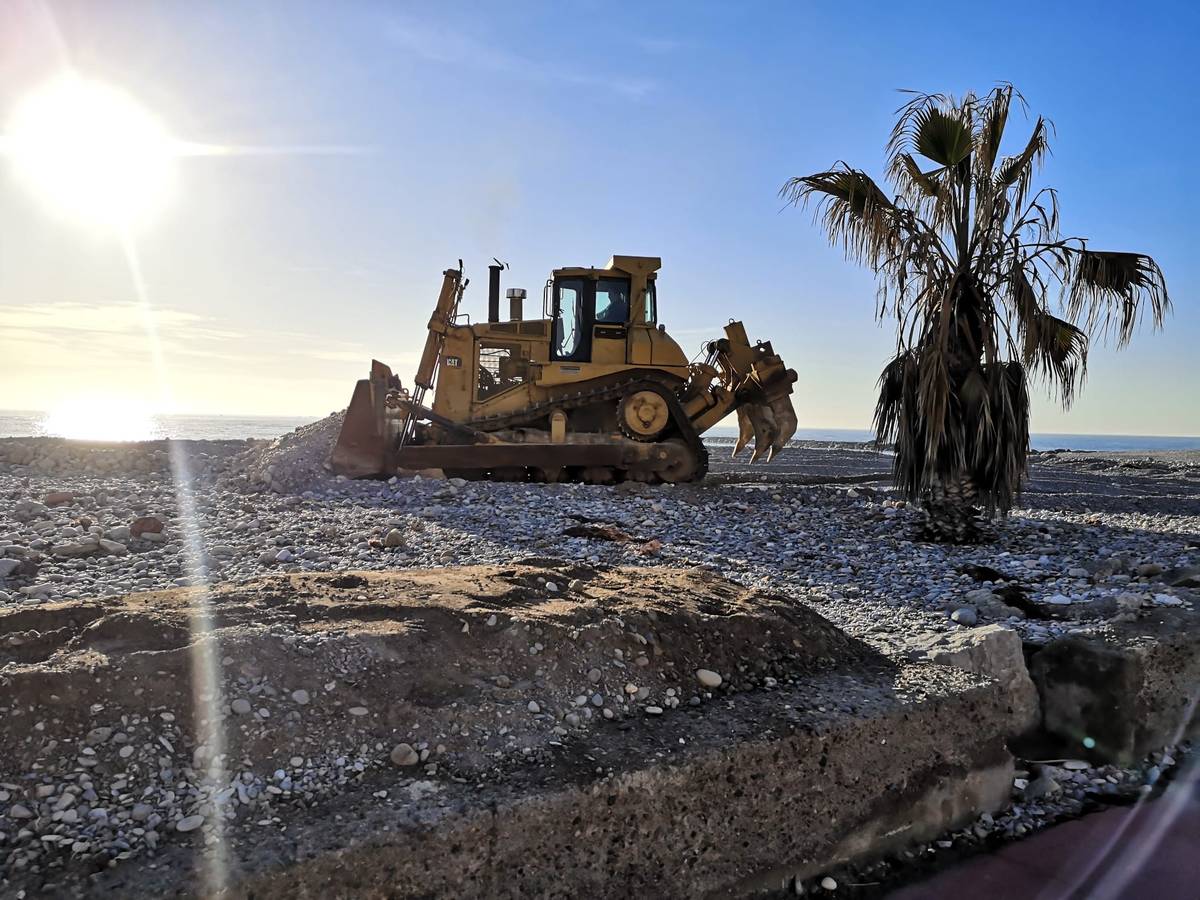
[
  {"xmin": 2, "ymin": 75, "xmax": 176, "ymax": 228},
  {"xmin": 42, "ymin": 395, "xmax": 161, "ymax": 442}
]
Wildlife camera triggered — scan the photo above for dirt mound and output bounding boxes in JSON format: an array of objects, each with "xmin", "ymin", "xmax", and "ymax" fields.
[
  {"xmin": 242, "ymin": 410, "xmax": 345, "ymax": 493},
  {"xmin": 0, "ymin": 562, "xmax": 885, "ymax": 889}
]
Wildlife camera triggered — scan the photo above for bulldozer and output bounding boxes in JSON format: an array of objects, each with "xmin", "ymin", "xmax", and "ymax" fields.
[{"xmin": 330, "ymin": 255, "xmax": 798, "ymax": 484}]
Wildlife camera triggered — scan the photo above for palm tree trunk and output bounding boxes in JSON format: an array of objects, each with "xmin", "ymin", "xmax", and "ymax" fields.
[{"xmin": 921, "ymin": 472, "xmax": 983, "ymax": 543}]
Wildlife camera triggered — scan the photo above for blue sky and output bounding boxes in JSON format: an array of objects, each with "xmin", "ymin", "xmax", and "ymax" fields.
[{"xmin": 1, "ymin": 0, "xmax": 1196, "ymax": 434}]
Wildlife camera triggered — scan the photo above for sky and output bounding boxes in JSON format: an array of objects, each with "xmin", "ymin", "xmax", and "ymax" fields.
[{"xmin": 0, "ymin": 0, "xmax": 1196, "ymax": 435}]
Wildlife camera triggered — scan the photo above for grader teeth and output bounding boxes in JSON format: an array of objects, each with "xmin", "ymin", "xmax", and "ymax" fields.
[
  {"xmin": 766, "ymin": 394, "xmax": 798, "ymax": 461},
  {"xmin": 733, "ymin": 407, "xmax": 755, "ymax": 458}
]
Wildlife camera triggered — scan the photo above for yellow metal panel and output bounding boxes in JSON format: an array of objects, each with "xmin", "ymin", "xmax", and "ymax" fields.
[
  {"xmin": 629, "ymin": 325, "xmax": 653, "ymax": 364},
  {"xmin": 431, "ymin": 328, "xmax": 475, "ymax": 420},
  {"xmin": 535, "ymin": 362, "xmax": 688, "ymax": 388},
  {"xmin": 591, "ymin": 326, "xmax": 626, "ymax": 364},
  {"xmin": 649, "ymin": 329, "xmax": 688, "ymax": 367}
]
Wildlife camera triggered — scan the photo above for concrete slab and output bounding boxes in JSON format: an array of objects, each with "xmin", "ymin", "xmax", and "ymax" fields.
[
  {"xmin": 1028, "ymin": 608, "xmax": 1200, "ymax": 764},
  {"xmin": 90, "ymin": 667, "xmax": 1015, "ymax": 899}
]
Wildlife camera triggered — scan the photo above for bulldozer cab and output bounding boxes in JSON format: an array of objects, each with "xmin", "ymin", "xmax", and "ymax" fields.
[{"xmin": 549, "ymin": 256, "xmax": 659, "ymax": 365}]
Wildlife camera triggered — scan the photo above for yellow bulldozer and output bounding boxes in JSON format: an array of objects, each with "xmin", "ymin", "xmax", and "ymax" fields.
[{"xmin": 331, "ymin": 255, "xmax": 798, "ymax": 484}]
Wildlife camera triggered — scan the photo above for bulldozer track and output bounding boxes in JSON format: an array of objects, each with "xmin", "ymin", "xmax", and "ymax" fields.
[{"xmin": 457, "ymin": 375, "xmax": 707, "ymax": 483}]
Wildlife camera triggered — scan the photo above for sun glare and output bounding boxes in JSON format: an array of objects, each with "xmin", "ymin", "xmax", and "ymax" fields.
[
  {"xmin": 3, "ymin": 75, "xmax": 176, "ymax": 228},
  {"xmin": 42, "ymin": 396, "xmax": 161, "ymax": 442}
]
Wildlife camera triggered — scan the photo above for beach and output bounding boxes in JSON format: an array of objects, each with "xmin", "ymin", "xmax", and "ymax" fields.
[{"xmin": 1, "ymin": 421, "xmax": 1196, "ymax": 895}]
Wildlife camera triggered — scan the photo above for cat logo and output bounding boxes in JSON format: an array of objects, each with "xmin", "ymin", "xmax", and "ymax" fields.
[{"xmin": 446, "ymin": 356, "xmax": 462, "ymax": 368}]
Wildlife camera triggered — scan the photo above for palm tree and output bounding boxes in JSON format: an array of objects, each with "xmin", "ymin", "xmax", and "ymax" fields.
[{"xmin": 782, "ymin": 85, "xmax": 1170, "ymax": 542}]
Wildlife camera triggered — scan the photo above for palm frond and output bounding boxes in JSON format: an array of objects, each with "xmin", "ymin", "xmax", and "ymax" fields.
[
  {"xmin": 975, "ymin": 84, "xmax": 1014, "ymax": 174},
  {"xmin": 912, "ymin": 106, "xmax": 974, "ymax": 168},
  {"xmin": 996, "ymin": 117, "xmax": 1050, "ymax": 211},
  {"xmin": 1065, "ymin": 248, "xmax": 1171, "ymax": 346},
  {"xmin": 780, "ymin": 165, "xmax": 902, "ymax": 269}
]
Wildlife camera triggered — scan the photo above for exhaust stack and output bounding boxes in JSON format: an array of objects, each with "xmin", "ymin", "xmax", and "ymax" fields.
[
  {"xmin": 507, "ymin": 287, "xmax": 526, "ymax": 322},
  {"xmin": 487, "ymin": 263, "xmax": 502, "ymax": 323}
]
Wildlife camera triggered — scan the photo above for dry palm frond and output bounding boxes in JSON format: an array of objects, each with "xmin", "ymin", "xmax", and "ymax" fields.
[{"xmin": 1065, "ymin": 248, "xmax": 1171, "ymax": 346}]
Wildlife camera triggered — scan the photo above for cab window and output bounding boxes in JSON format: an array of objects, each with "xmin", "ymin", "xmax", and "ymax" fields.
[
  {"xmin": 553, "ymin": 278, "xmax": 585, "ymax": 360},
  {"xmin": 595, "ymin": 278, "xmax": 630, "ymax": 324},
  {"xmin": 643, "ymin": 280, "xmax": 657, "ymax": 324}
]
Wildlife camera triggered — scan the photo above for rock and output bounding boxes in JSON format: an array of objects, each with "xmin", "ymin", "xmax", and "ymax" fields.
[
  {"xmin": 291, "ymin": 689, "xmax": 311, "ymax": 705},
  {"xmin": 527, "ymin": 701, "xmax": 541, "ymax": 714},
  {"xmin": 1153, "ymin": 593, "xmax": 1183, "ymax": 607},
  {"xmin": 7, "ymin": 803, "xmax": 33, "ymax": 819},
  {"xmin": 14, "ymin": 499, "xmax": 50, "ymax": 521},
  {"xmin": 231, "ymin": 698, "xmax": 253, "ymax": 715},
  {"xmin": 384, "ymin": 528, "xmax": 405, "ymax": 548},
  {"xmin": 901, "ymin": 625, "xmax": 1040, "ymax": 737},
  {"xmin": 820, "ymin": 876, "xmax": 838, "ymax": 891},
  {"xmin": 390, "ymin": 743, "xmax": 420, "ymax": 767},
  {"xmin": 275, "ymin": 549, "xmax": 295, "ymax": 563},
  {"xmin": 1043, "ymin": 593, "xmax": 1073, "ymax": 605},
  {"xmin": 1024, "ymin": 772, "xmax": 1061, "ymax": 799},
  {"xmin": 105, "ymin": 525, "xmax": 131, "ymax": 542},
  {"xmin": 950, "ymin": 607, "xmax": 978, "ymax": 626},
  {"xmin": 1067, "ymin": 567, "xmax": 1090, "ymax": 578},
  {"xmin": 1136, "ymin": 563, "xmax": 1164, "ymax": 577},
  {"xmin": 0, "ymin": 559, "xmax": 20, "ymax": 578},
  {"xmin": 348, "ymin": 706, "xmax": 368, "ymax": 716},
  {"xmin": 645, "ymin": 706, "xmax": 664, "ymax": 715},
  {"xmin": 131, "ymin": 515, "xmax": 165, "ymax": 537},
  {"xmin": 696, "ymin": 669, "xmax": 722, "ymax": 689},
  {"xmin": 98, "ymin": 539, "xmax": 128, "ymax": 556},
  {"xmin": 175, "ymin": 814, "xmax": 205, "ymax": 833},
  {"xmin": 53, "ymin": 537, "xmax": 100, "ymax": 558},
  {"xmin": 1161, "ymin": 566, "xmax": 1200, "ymax": 588},
  {"xmin": 258, "ymin": 550, "xmax": 278, "ymax": 564},
  {"xmin": 43, "ymin": 491, "xmax": 75, "ymax": 507},
  {"xmin": 587, "ymin": 668, "xmax": 602, "ymax": 684}
]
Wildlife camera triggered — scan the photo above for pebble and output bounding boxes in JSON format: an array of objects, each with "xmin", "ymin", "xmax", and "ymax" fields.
[
  {"xmin": 696, "ymin": 669, "xmax": 722, "ymax": 689},
  {"xmin": 390, "ymin": 743, "xmax": 420, "ymax": 767},
  {"xmin": 821, "ymin": 876, "xmax": 838, "ymax": 890},
  {"xmin": 175, "ymin": 814, "xmax": 205, "ymax": 833},
  {"xmin": 292, "ymin": 689, "xmax": 311, "ymax": 705},
  {"xmin": 950, "ymin": 607, "xmax": 977, "ymax": 626},
  {"xmin": 231, "ymin": 698, "xmax": 253, "ymax": 715},
  {"xmin": 527, "ymin": 701, "xmax": 541, "ymax": 714}
]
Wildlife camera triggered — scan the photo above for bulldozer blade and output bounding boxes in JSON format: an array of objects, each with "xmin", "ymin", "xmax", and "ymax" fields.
[
  {"xmin": 766, "ymin": 394, "xmax": 798, "ymax": 461},
  {"xmin": 733, "ymin": 407, "xmax": 755, "ymax": 458},
  {"xmin": 330, "ymin": 363, "xmax": 394, "ymax": 478}
]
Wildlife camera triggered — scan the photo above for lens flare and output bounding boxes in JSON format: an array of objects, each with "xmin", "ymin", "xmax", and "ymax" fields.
[{"xmin": 3, "ymin": 75, "xmax": 175, "ymax": 228}]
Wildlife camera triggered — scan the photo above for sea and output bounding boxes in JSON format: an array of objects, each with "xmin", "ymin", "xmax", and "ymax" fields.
[{"xmin": 2, "ymin": 410, "xmax": 1197, "ymax": 454}]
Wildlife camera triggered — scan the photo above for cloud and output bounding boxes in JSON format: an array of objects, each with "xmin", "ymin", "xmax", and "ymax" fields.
[
  {"xmin": 383, "ymin": 15, "xmax": 657, "ymax": 99},
  {"xmin": 0, "ymin": 300, "xmax": 386, "ymax": 413}
]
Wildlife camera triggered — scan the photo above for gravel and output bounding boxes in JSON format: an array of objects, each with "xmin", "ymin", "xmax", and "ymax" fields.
[{"xmin": 0, "ymin": 428, "xmax": 1197, "ymax": 891}]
